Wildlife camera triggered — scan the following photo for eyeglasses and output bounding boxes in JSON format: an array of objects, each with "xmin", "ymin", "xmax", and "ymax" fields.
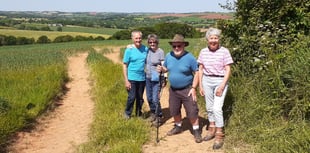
[
  {"xmin": 148, "ymin": 41, "xmax": 157, "ymax": 44},
  {"xmin": 172, "ymin": 45, "xmax": 182, "ymax": 48}
]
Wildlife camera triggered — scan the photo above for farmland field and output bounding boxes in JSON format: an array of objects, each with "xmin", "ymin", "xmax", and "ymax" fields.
[
  {"xmin": 49, "ymin": 25, "xmax": 122, "ymax": 35},
  {"xmin": 0, "ymin": 29, "xmax": 110, "ymax": 41}
]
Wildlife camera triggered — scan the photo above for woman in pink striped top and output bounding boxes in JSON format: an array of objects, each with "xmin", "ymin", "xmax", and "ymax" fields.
[{"xmin": 197, "ymin": 27, "xmax": 234, "ymax": 150}]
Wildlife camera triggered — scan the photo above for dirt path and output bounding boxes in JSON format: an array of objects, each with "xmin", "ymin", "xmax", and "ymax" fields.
[
  {"xmin": 8, "ymin": 47, "xmax": 224, "ymax": 153},
  {"xmin": 101, "ymin": 47, "xmax": 224, "ymax": 153},
  {"xmin": 8, "ymin": 53, "xmax": 94, "ymax": 153}
]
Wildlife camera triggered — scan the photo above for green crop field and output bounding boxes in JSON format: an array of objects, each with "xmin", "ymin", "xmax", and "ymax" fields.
[{"xmin": 0, "ymin": 29, "xmax": 110, "ymax": 41}]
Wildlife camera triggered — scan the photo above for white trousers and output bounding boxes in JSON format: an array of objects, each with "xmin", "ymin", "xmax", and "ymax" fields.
[{"xmin": 202, "ymin": 75, "xmax": 228, "ymax": 127}]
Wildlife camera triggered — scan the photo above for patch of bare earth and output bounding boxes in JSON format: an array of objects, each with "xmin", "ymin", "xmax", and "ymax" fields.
[
  {"xmin": 199, "ymin": 14, "xmax": 232, "ymax": 20},
  {"xmin": 8, "ymin": 53, "xmax": 94, "ymax": 153},
  {"xmin": 100, "ymin": 47, "xmax": 224, "ymax": 153}
]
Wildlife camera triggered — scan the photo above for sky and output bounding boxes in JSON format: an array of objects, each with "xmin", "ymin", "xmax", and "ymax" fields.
[{"xmin": 0, "ymin": 0, "xmax": 232, "ymax": 13}]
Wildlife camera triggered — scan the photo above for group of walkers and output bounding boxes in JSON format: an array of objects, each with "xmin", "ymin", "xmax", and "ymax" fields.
[{"xmin": 122, "ymin": 27, "xmax": 233, "ymax": 150}]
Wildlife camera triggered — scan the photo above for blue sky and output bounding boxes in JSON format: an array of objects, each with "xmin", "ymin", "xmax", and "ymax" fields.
[{"xmin": 0, "ymin": 0, "xmax": 232, "ymax": 13}]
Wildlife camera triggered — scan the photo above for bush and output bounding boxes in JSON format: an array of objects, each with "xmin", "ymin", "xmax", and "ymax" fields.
[
  {"xmin": 16, "ymin": 37, "xmax": 35, "ymax": 45},
  {"xmin": 5, "ymin": 35, "xmax": 17, "ymax": 45},
  {"xmin": 94, "ymin": 36, "xmax": 105, "ymax": 40},
  {"xmin": 37, "ymin": 35, "xmax": 51, "ymax": 44},
  {"xmin": 217, "ymin": 1, "xmax": 310, "ymax": 152},
  {"xmin": 53, "ymin": 35, "xmax": 74, "ymax": 43}
]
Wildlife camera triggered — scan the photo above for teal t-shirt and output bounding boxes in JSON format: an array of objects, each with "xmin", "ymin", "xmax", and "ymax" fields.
[{"xmin": 123, "ymin": 45, "xmax": 148, "ymax": 81}]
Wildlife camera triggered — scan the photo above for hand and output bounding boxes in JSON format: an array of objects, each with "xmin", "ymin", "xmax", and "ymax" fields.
[
  {"xmin": 188, "ymin": 88, "xmax": 197, "ymax": 102},
  {"xmin": 125, "ymin": 80, "xmax": 131, "ymax": 91},
  {"xmin": 199, "ymin": 86, "xmax": 205, "ymax": 96},
  {"xmin": 215, "ymin": 86, "xmax": 225, "ymax": 97},
  {"xmin": 156, "ymin": 65, "xmax": 162, "ymax": 73}
]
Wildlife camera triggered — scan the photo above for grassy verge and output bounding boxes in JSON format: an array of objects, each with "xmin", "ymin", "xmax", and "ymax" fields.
[
  {"xmin": 78, "ymin": 50, "xmax": 150, "ymax": 152},
  {"xmin": 224, "ymin": 36, "xmax": 310, "ymax": 152}
]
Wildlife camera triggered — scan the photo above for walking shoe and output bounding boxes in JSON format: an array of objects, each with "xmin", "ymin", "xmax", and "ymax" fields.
[
  {"xmin": 151, "ymin": 117, "xmax": 163, "ymax": 127},
  {"xmin": 123, "ymin": 112, "xmax": 130, "ymax": 120},
  {"xmin": 213, "ymin": 131, "xmax": 225, "ymax": 150},
  {"xmin": 167, "ymin": 125, "xmax": 182, "ymax": 136},
  {"xmin": 203, "ymin": 125, "xmax": 215, "ymax": 141},
  {"xmin": 193, "ymin": 129, "xmax": 202, "ymax": 143},
  {"xmin": 203, "ymin": 133, "xmax": 215, "ymax": 141},
  {"xmin": 147, "ymin": 113, "xmax": 156, "ymax": 122}
]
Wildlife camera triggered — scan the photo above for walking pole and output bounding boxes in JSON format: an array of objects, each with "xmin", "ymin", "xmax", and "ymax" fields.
[
  {"xmin": 156, "ymin": 71, "xmax": 162, "ymax": 143},
  {"xmin": 156, "ymin": 60, "xmax": 164, "ymax": 143}
]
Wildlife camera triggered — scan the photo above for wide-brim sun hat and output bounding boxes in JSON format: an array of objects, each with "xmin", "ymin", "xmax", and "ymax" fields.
[{"xmin": 168, "ymin": 34, "xmax": 189, "ymax": 47}]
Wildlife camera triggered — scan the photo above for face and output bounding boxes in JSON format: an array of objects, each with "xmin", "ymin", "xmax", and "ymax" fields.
[
  {"xmin": 171, "ymin": 43, "xmax": 185, "ymax": 57},
  {"xmin": 207, "ymin": 35, "xmax": 220, "ymax": 51},
  {"xmin": 132, "ymin": 32, "xmax": 142, "ymax": 48},
  {"xmin": 148, "ymin": 39, "xmax": 158, "ymax": 51}
]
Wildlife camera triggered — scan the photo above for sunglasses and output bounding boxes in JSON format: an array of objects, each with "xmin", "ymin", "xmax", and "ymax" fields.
[
  {"xmin": 172, "ymin": 45, "xmax": 183, "ymax": 48},
  {"xmin": 148, "ymin": 41, "xmax": 158, "ymax": 44}
]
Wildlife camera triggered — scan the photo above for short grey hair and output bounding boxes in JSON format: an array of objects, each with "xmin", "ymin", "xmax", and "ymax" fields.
[
  {"xmin": 147, "ymin": 34, "xmax": 159, "ymax": 43},
  {"xmin": 131, "ymin": 30, "xmax": 143, "ymax": 38},
  {"xmin": 205, "ymin": 27, "xmax": 221, "ymax": 39}
]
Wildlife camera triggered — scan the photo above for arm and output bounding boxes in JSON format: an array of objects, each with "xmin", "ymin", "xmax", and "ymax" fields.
[
  {"xmin": 126, "ymin": 44, "xmax": 134, "ymax": 48},
  {"xmin": 215, "ymin": 64, "xmax": 231, "ymax": 96},
  {"xmin": 188, "ymin": 70, "xmax": 199, "ymax": 102},
  {"xmin": 198, "ymin": 64, "xmax": 205, "ymax": 96},
  {"xmin": 123, "ymin": 63, "xmax": 131, "ymax": 90}
]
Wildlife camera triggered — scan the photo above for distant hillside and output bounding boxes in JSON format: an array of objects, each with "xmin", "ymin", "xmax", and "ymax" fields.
[
  {"xmin": 148, "ymin": 12, "xmax": 233, "ymax": 20},
  {"xmin": 0, "ymin": 11, "xmax": 233, "ymax": 30}
]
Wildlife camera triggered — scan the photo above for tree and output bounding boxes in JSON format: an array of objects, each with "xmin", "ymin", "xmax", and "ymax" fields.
[
  {"xmin": 40, "ymin": 26, "xmax": 51, "ymax": 31},
  {"xmin": 154, "ymin": 23, "xmax": 198, "ymax": 39},
  {"xmin": 5, "ymin": 35, "xmax": 17, "ymax": 45},
  {"xmin": 37, "ymin": 35, "xmax": 51, "ymax": 44},
  {"xmin": 218, "ymin": 0, "xmax": 310, "ymax": 74},
  {"xmin": 0, "ymin": 35, "xmax": 5, "ymax": 46},
  {"xmin": 16, "ymin": 37, "xmax": 31, "ymax": 45},
  {"xmin": 109, "ymin": 30, "xmax": 131, "ymax": 40},
  {"xmin": 57, "ymin": 26, "xmax": 62, "ymax": 32},
  {"xmin": 53, "ymin": 35, "xmax": 74, "ymax": 43},
  {"xmin": 109, "ymin": 22, "xmax": 201, "ymax": 40}
]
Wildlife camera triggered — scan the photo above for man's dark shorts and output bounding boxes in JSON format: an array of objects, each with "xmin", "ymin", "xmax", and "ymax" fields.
[{"xmin": 168, "ymin": 87, "xmax": 199, "ymax": 119}]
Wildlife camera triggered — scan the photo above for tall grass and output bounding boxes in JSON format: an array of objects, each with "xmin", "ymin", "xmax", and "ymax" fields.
[
  {"xmin": 225, "ymin": 36, "xmax": 310, "ymax": 152},
  {"xmin": 79, "ymin": 50, "xmax": 150, "ymax": 152}
]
